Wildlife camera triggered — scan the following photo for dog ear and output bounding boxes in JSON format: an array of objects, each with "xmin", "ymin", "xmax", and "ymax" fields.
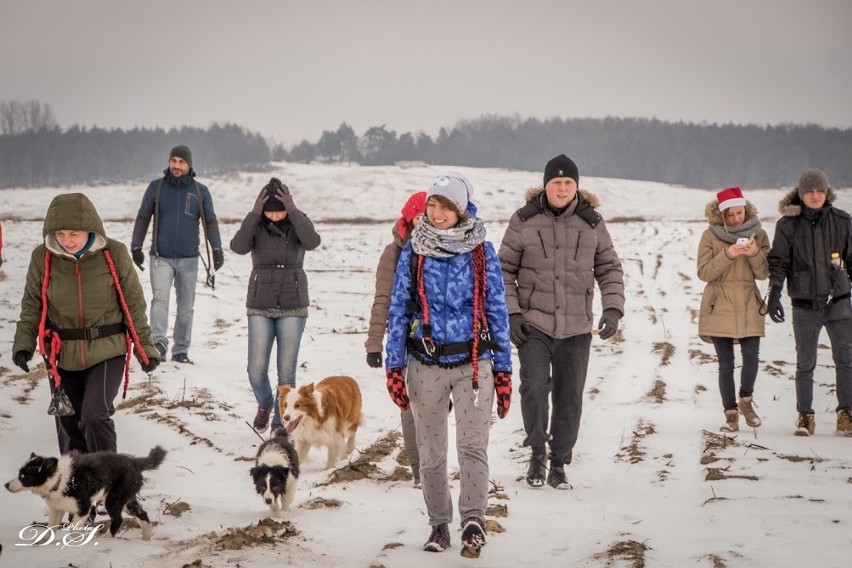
[
  {"xmin": 300, "ymin": 383, "xmax": 315, "ymax": 395},
  {"xmin": 249, "ymin": 466, "xmax": 261, "ymax": 477},
  {"xmin": 42, "ymin": 457, "xmax": 58, "ymax": 472},
  {"xmin": 30, "ymin": 452, "xmax": 37, "ymax": 459}
]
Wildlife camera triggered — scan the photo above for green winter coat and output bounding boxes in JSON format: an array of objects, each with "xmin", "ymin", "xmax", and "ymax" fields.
[{"xmin": 13, "ymin": 193, "xmax": 159, "ymax": 371}]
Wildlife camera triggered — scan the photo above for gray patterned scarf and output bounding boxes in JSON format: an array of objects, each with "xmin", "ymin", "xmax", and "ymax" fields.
[
  {"xmin": 411, "ymin": 217, "xmax": 487, "ymax": 258},
  {"xmin": 709, "ymin": 216, "xmax": 761, "ymax": 244}
]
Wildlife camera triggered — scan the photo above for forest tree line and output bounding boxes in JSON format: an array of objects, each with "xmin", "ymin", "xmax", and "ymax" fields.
[
  {"xmin": 278, "ymin": 116, "xmax": 852, "ymax": 189},
  {"xmin": 3, "ymin": 100, "xmax": 851, "ymax": 189}
]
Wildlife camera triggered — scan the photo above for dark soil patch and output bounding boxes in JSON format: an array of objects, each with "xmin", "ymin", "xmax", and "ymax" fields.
[
  {"xmin": 486, "ymin": 504, "xmax": 508, "ymax": 518},
  {"xmin": 212, "ymin": 518, "xmax": 298, "ymax": 550},
  {"xmin": 705, "ymin": 467, "xmax": 759, "ymax": 481},
  {"xmin": 301, "ymin": 497, "xmax": 343, "ymax": 509},
  {"xmin": 593, "ymin": 539, "xmax": 650, "ymax": 568},
  {"xmin": 647, "ymin": 380, "xmax": 666, "ymax": 403},
  {"xmin": 484, "ymin": 519, "xmax": 505, "ymax": 533},
  {"xmin": 617, "ymin": 420, "xmax": 656, "ymax": 464},
  {"xmin": 164, "ymin": 500, "xmax": 191, "ymax": 517},
  {"xmin": 652, "ymin": 342, "xmax": 675, "ymax": 366},
  {"xmin": 689, "ymin": 349, "xmax": 715, "ymax": 364}
]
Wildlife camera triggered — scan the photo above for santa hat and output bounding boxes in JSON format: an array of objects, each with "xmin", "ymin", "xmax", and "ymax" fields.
[
  {"xmin": 716, "ymin": 187, "xmax": 746, "ymax": 212},
  {"xmin": 396, "ymin": 191, "xmax": 427, "ymax": 239}
]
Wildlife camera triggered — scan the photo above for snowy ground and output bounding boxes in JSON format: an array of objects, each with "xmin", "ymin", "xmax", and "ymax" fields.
[{"xmin": 0, "ymin": 162, "xmax": 850, "ymax": 568}]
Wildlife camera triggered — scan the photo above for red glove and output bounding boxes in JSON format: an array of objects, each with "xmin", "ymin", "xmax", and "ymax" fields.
[
  {"xmin": 386, "ymin": 368, "xmax": 409, "ymax": 411},
  {"xmin": 494, "ymin": 371, "xmax": 512, "ymax": 419}
]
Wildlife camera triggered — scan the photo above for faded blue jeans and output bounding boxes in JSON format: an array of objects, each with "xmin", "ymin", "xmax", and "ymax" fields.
[
  {"xmin": 149, "ymin": 254, "xmax": 199, "ymax": 357},
  {"xmin": 247, "ymin": 315, "xmax": 306, "ymax": 428}
]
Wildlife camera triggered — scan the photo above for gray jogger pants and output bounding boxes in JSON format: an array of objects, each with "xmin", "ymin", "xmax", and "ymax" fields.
[{"xmin": 407, "ymin": 358, "xmax": 494, "ymax": 526}]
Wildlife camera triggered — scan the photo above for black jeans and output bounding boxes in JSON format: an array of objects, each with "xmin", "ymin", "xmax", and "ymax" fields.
[
  {"xmin": 50, "ymin": 356, "xmax": 125, "ymax": 454},
  {"xmin": 792, "ymin": 299, "xmax": 852, "ymax": 413},
  {"xmin": 710, "ymin": 336, "xmax": 760, "ymax": 410},
  {"xmin": 517, "ymin": 328, "xmax": 591, "ymax": 465}
]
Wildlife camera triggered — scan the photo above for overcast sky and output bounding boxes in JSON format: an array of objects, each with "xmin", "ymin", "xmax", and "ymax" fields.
[{"xmin": 2, "ymin": 0, "xmax": 851, "ymax": 146}]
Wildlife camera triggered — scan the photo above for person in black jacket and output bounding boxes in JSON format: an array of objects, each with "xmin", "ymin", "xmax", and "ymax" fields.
[
  {"xmin": 767, "ymin": 168, "xmax": 852, "ymax": 436},
  {"xmin": 130, "ymin": 145, "xmax": 224, "ymax": 364},
  {"xmin": 230, "ymin": 178, "xmax": 321, "ymax": 433}
]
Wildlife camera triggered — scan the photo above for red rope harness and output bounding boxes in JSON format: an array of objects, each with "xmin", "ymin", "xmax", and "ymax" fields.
[
  {"xmin": 415, "ymin": 244, "xmax": 488, "ymax": 392},
  {"xmin": 37, "ymin": 249, "xmax": 150, "ymax": 398},
  {"xmin": 37, "ymin": 252, "xmax": 63, "ymax": 389}
]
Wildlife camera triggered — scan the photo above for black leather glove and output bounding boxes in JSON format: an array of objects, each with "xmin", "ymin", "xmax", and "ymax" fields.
[
  {"xmin": 251, "ymin": 187, "xmax": 269, "ymax": 215},
  {"xmin": 131, "ymin": 249, "xmax": 145, "ymax": 271},
  {"xmin": 597, "ymin": 308, "xmax": 622, "ymax": 340},
  {"xmin": 213, "ymin": 249, "xmax": 224, "ymax": 271},
  {"xmin": 13, "ymin": 350, "xmax": 32, "ymax": 373},
  {"xmin": 367, "ymin": 352, "xmax": 382, "ymax": 368},
  {"xmin": 141, "ymin": 358, "xmax": 159, "ymax": 373},
  {"xmin": 768, "ymin": 285, "xmax": 785, "ymax": 323},
  {"xmin": 509, "ymin": 314, "xmax": 529, "ymax": 347}
]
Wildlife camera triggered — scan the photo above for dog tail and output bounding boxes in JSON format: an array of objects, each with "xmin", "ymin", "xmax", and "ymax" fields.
[{"xmin": 134, "ymin": 446, "xmax": 167, "ymax": 471}]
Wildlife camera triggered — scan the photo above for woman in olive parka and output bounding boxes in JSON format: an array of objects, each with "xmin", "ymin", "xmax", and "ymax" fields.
[{"xmin": 13, "ymin": 193, "xmax": 159, "ymax": 454}]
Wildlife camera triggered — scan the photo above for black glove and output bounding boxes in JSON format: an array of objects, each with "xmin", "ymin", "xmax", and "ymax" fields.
[
  {"xmin": 213, "ymin": 249, "xmax": 224, "ymax": 271},
  {"xmin": 0, "ymin": 255, "xmax": 3, "ymax": 269},
  {"xmin": 141, "ymin": 358, "xmax": 159, "ymax": 373},
  {"xmin": 367, "ymin": 352, "xmax": 382, "ymax": 368},
  {"xmin": 509, "ymin": 314, "xmax": 529, "ymax": 347},
  {"xmin": 251, "ymin": 187, "xmax": 269, "ymax": 215},
  {"xmin": 597, "ymin": 308, "xmax": 622, "ymax": 340},
  {"xmin": 131, "ymin": 249, "xmax": 145, "ymax": 271},
  {"xmin": 768, "ymin": 285, "xmax": 785, "ymax": 323},
  {"xmin": 13, "ymin": 350, "xmax": 32, "ymax": 373}
]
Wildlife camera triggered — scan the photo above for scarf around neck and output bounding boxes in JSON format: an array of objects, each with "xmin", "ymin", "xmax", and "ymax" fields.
[
  {"xmin": 709, "ymin": 215, "xmax": 761, "ymax": 244},
  {"xmin": 410, "ymin": 217, "xmax": 487, "ymax": 258}
]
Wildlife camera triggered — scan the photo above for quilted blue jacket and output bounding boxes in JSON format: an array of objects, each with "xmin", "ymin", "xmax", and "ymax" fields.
[{"xmin": 385, "ymin": 238, "xmax": 512, "ymax": 373}]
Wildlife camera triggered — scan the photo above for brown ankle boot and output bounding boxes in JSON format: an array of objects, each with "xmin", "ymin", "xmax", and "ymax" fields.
[
  {"xmin": 738, "ymin": 396, "xmax": 761, "ymax": 427},
  {"xmin": 721, "ymin": 409, "xmax": 739, "ymax": 432}
]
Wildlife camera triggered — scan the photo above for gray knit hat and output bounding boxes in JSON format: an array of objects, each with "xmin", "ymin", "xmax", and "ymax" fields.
[
  {"xmin": 797, "ymin": 168, "xmax": 829, "ymax": 199},
  {"xmin": 428, "ymin": 171, "xmax": 472, "ymax": 213},
  {"xmin": 169, "ymin": 144, "xmax": 193, "ymax": 167}
]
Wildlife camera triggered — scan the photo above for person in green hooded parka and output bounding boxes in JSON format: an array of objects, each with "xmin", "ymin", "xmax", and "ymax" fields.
[{"xmin": 12, "ymin": 193, "xmax": 160, "ymax": 454}]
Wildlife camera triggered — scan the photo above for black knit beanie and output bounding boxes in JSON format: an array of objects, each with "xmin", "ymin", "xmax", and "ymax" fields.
[
  {"xmin": 262, "ymin": 177, "xmax": 287, "ymax": 212},
  {"xmin": 169, "ymin": 145, "xmax": 193, "ymax": 167},
  {"xmin": 544, "ymin": 154, "xmax": 579, "ymax": 186}
]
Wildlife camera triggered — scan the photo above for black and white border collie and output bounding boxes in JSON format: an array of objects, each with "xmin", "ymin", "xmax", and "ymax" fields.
[
  {"xmin": 250, "ymin": 429, "xmax": 300, "ymax": 515},
  {"xmin": 4, "ymin": 446, "xmax": 167, "ymax": 540}
]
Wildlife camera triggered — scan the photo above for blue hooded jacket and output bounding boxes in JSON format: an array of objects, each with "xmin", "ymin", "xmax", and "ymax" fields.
[{"xmin": 384, "ymin": 205, "xmax": 511, "ymax": 374}]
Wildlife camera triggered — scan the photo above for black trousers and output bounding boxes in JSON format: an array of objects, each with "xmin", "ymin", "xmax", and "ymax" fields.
[
  {"xmin": 50, "ymin": 356, "xmax": 125, "ymax": 454},
  {"xmin": 518, "ymin": 328, "xmax": 591, "ymax": 465}
]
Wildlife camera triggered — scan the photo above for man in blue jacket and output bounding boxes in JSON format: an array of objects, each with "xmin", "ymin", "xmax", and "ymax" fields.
[{"xmin": 131, "ymin": 145, "xmax": 224, "ymax": 364}]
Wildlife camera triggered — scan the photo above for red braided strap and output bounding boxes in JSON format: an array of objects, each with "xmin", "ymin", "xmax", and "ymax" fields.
[
  {"xmin": 470, "ymin": 244, "xmax": 486, "ymax": 392},
  {"xmin": 37, "ymin": 252, "xmax": 63, "ymax": 389},
  {"xmin": 103, "ymin": 250, "xmax": 150, "ymax": 398}
]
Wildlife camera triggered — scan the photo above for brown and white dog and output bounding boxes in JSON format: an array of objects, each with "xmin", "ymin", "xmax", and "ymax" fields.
[{"xmin": 278, "ymin": 376, "xmax": 362, "ymax": 469}]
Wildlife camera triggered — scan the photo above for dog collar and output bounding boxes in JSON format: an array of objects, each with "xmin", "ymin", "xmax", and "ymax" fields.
[{"xmin": 48, "ymin": 474, "xmax": 62, "ymax": 493}]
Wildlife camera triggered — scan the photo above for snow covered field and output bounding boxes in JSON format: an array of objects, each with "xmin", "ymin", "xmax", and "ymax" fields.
[{"xmin": 0, "ymin": 162, "xmax": 849, "ymax": 567}]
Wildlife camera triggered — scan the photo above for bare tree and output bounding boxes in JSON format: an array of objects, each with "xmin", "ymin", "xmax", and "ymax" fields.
[{"xmin": 0, "ymin": 99, "xmax": 57, "ymax": 135}]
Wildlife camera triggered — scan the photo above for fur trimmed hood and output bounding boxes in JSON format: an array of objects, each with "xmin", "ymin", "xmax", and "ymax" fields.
[
  {"xmin": 778, "ymin": 185, "xmax": 838, "ymax": 217},
  {"xmin": 704, "ymin": 199, "xmax": 759, "ymax": 226},
  {"xmin": 524, "ymin": 187, "xmax": 601, "ymax": 208}
]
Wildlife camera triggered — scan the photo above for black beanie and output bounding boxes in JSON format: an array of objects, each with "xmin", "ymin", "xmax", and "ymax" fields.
[
  {"xmin": 262, "ymin": 178, "xmax": 287, "ymax": 212},
  {"xmin": 169, "ymin": 145, "xmax": 193, "ymax": 167},
  {"xmin": 544, "ymin": 154, "xmax": 579, "ymax": 186}
]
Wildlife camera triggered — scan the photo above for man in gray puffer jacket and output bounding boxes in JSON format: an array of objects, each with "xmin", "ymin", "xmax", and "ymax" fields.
[{"xmin": 499, "ymin": 154, "xmax": 625, "ymax": 490}]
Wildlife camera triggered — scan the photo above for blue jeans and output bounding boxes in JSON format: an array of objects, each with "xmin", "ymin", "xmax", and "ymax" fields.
[
  {"xmin": 247, "ymin": 315, "xmax": 306, "ymax": 428},
  {"xmin": 149, "ymin": 255, "xmax": 198, "ymax": 356}
]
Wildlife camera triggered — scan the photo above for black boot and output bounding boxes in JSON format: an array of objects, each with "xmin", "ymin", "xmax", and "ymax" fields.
[
  {"xmin": 526, "ymin": 447, "xmax": 547, "ymax": 488},
  {"xmin": 547, "ymin": 459, "xmax": 571, "ymax": 490}
]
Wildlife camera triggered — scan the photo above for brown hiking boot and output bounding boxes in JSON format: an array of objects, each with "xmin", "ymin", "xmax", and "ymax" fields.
[
  {"xmin": 738, "ymin": 396, "xmax": 761, "ymax": 427},
  {"xmin": 837, "ymin": 409, "xmax": 852, "ymax": 435},
  {"xmin": 720, "ymin": 409, "xmax": 739, "ymax": 432},
  {"xmin": 794, "ymin": 412, "xmax": 815, "ymax": 436}
]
